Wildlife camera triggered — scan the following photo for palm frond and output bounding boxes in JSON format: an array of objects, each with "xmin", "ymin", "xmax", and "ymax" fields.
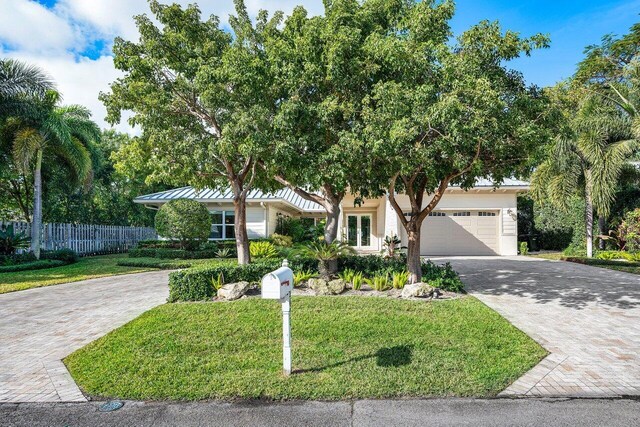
[
  {"xmin": 11, "ymin": 128, "xmax": 43, "ymax": 173},
  {"xmin": 0, "ymin": 59, "xmax": 55, "ymax": 99}
]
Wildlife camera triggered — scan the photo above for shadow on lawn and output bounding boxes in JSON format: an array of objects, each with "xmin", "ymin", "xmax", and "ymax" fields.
[{"xmin": 294, "ymin": 345, "xmax": 413, "ymax": 374}]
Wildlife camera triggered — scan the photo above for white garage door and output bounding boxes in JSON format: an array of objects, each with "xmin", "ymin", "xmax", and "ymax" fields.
[{"xmin": 420, "ymin": 210, "xmax": 499, "ymax": 256}]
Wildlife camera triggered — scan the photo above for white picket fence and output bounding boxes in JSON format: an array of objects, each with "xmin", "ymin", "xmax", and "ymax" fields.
[{"xmin": 1, "ymin": 221, "xmax": 156, "ymax": 256}]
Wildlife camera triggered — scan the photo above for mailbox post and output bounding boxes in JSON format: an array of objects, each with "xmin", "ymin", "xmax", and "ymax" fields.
[{"xmin": 261, "ymin": 259, "xmax": 294, "ymax": 376}]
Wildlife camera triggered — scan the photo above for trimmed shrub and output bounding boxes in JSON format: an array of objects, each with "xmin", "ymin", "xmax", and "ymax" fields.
[
  {"xmin": 619, "ymin": 208, "xmax": 640, "ymax": 251},
  {"xmin": 117, "ymin": 259, "xmax": 194, "ymax": 269},
  {"xmin": 129, "ymin": 247, "xmax": 217, "ymax": 259},
  {"xmin": 136, "ymin": 240, "xmax": 183, "ymax": 249},
  {"xmin": 0, "ymin": 259, "xmax": 65, "ymax": 273},
  {"xmin": 41, "ymin": 248, "xmax": 78, "ymax": 263},
  {"xmin": 0, "ymin": 251, "xmax": 37, "ymax": 266},
  {"xmin": 155, "ymin": 199, "xmax": 212, "ymax": 249},
  {"xmin": 168, "ymin": 257, "xmax": 316, "ymax": 302}
]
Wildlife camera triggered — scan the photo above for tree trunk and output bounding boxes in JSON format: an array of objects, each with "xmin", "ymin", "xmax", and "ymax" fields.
[
  {"xmin": 406, "ymin": 225, "xmax": 422, "ymax": 284},
  {"xmin": 585, "ymin": 171, "xmax": 594, "ymax": 258},
  {"xmin": 324, "ymin": 200, "xmax": 341, "ymax": 244},
  {"xmin": 31, "ymin": 149, "xmax": 43, "ymax": 259},
  {"xmin": 233, "ymin": 195, "xmax": 251, "ymax": 265},
  {"xmin": 598, "ymin": 216, "xmax": 606, "ymax": 250}
]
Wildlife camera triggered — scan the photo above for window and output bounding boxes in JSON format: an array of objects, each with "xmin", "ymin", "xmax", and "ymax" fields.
[
  {"xmin": 210, "ymin": 210, "xmax": 235, "ymax": 239},
  {"xmin": 453, "ymin": 211, "xmax": 471, "ymax": 217},
  {"xmin": 428, "ymin": 212, "xmax": 446, "ymax": 217},
  {"xmin": 478, "ymin": 211, "xmax": 497, "ymax": 217}
]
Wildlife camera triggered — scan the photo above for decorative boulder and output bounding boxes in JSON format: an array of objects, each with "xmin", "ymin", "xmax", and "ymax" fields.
[
  {"xmin": 309, "ymin": 278, "xmax": 346, "ymax": 295},
  {"xmin": 401, "ymin": 283, "xmax": 436, "ymax": 299},
  {"xmin": 217, "ymin": 281, "xmax": 251, "ymax": 301}
]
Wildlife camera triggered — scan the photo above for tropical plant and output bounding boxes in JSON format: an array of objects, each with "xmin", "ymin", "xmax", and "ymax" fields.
[
  {"xmin": 351, "ymin": 272, "xmax": 364, "ymax": 290},
  {"xmin": 365, "ymin": 274, "xmax": 390, "ymax": 292},
  {"xmin": 211, "ymin": 272, "xmax": 224, "ymax": 292},
  {"xmin": 519, "ymin": 242, "xmax": 529, "ymax": 255},
  {"xmin": 382, "ymin": 234, "xmax": 402, "ymax": 258},
  {"xmin": 618, "ymin": 208, "xmax": 640, "ymax": 251},
  {"xmin": 270, "ymin": 233, "xmax": 293, "ymax": 248},
  {"xmin": 531, "ymin": 88, "xmax": 635, "ymax": 258},
  {"xmin": 155, "ymin": 199, "xmax": 212, "ymax": 250},
  {"xmin": 295, "ymin": 241, "xmax": 356, "ymax": 279},
  {"xmin": 249, "ymin": 241, "xmax": 278, "ymax": 259},
  {"xmin": 293, "ymin": 269, "xmax": 314, "ymax": 287},
  {"xmin": 2, "ymin": 92, "xmax": 100, "ymax": 258},
  {"xmin": 0, "ymin": 224, "xmax": 30, "ymax": 255},
  {"xmin": 338, "ymin": 268, "xmax": 356, "ymax": 284},
  {"xmin": 391, "ymin": 271, "xmax": 410, "ymax": 290},
  {"xmin": 0, "ymin": 58, "xmax": 54, "ymax": 104},
  {"xmin": 215, "ymin": 247, "xmax": 231, "ymax": 259}
]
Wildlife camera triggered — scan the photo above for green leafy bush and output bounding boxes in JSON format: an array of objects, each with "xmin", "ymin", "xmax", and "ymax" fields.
[
  {"xmin": 421, "ymin": 261, "xmax": 464, "ymax": 292},
  {"xmin": 250, "ymin": 241, "xmax": 278, "ymax": 259},
  {"xmin": 274, "ymin": 214, "xmax": 324, "ymax": 243},
  {"xmin": 136, "ymin": 240, "xmax": 183, "ymax": 249},
  {"xmin": 154, "ymin": 199, "xmax": 212, "ymax": 249},
  {"xmin": 293, "ymin": 269, "xmax": 314, "ymax": 287},
  {"xmin": 270, "ymin": 233, "xmax": 293, "ymax": 247},
  {"xmin": 339, "ymin": 255, "xmax": 407, "ymax": 276},
  {"xmin": 519, "ymin": 242, "xmax": 529, "ymax": 255},
  {"xmin": 0, "ymin": 259, "xmax": 65, "ymax": 273},
  {"xmin": 0, "ymin": 251, "xmax": 36, "ymax": 266},
  {"xmin": 41, "ymin": 248, "xmax": 79, "ymax": 263},
  {"xmin": 619, "ymin": 208, "xmax": 640, "ymax": 251}
]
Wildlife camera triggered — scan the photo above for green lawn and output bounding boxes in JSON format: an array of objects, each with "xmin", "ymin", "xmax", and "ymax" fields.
[
  {"xmin": 66, "ymin": 296, "xmax": 546, "ymax": 400},
  {"xmin": 528, "ymin": 252, "xmax": 640, "ymax": 274},
  {"xmin": 0, "ymin": 255, "xmax": 231, "ymax": 294}
]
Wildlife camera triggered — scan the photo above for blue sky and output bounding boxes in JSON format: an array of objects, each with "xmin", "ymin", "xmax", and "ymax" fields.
[{"xmin": 1, "ymin": 0, "xmax": 638, "ymax": 131}]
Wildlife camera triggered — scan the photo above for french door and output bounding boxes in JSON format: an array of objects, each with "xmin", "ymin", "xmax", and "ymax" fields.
[{"xmin": 346, "ymin": 214, "xmax": 371, "ymax": 248}]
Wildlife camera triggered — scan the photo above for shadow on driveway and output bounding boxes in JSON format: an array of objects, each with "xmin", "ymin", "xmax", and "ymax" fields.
[{"xmin": 433, "ymin": 257, "xmax": 640, "ymax": 310}]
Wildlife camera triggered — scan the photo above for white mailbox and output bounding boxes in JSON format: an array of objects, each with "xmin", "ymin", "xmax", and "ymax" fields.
[{"xmin": 261, "ymin": 266, "xmax": 294, "ymax": 301}]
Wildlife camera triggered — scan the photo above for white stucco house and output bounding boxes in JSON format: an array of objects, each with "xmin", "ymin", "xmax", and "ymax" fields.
[{"xmin": 134, "ymin": 178, "xmax": 528, "ymax": 256}]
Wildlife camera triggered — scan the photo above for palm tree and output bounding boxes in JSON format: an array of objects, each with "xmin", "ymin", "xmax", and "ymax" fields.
[
  {"xmin": 8, "ymin": 92, "xmax": 100, "ymax": 258},
  {"xmin": 0, "ymin": 58, "xmax": 54, "ymax": 100},
  {"xmin": 531, "ymin": 91, "xmax": 635, "ymax": 257}
]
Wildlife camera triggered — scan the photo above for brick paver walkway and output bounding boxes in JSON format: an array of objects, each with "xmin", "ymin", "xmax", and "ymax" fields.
[
  {"xmin": 0, "ymin": 271, "xmax": 169, "ymax": 403},
  {"xmin": 440, "ymin": 256, "xmax": 640, "ymax": 397}
]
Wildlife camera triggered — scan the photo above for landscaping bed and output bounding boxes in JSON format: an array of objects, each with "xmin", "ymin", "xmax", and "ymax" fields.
[{"xmin": 65, "ymin": 296, "xmax": 546, "ymax": 400}]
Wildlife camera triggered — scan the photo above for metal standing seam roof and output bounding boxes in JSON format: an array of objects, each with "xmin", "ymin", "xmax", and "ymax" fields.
[
  {"xmin": 134, "ymin": 179, "xmax": 530, "ymax": 213},
  {"xmin": 134, "ymin": 186, "xmax": 326, "ymax": 212}
]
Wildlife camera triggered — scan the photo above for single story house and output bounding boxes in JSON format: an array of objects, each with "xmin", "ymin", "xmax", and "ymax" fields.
[{"xmin": 134, "ymin": 178, "xmax": 528, "ymax": 256}]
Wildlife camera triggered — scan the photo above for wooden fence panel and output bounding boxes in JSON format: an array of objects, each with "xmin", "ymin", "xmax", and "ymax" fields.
[{"xmin": 0, "ymin": 221, "xmax": 156, "ymax": 256}]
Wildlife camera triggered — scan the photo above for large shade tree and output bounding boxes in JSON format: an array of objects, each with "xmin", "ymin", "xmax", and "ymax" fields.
[
  {"xmin": 264, "ymin": 0, "xmax": 424, "ymax": 243},
  {"xmin": 102, "ymin": 0, "xmax": 281, "ymax": 264},
  {"xmin": 360, "ymin": 6, "xmax": 552, "ymax": 282}
]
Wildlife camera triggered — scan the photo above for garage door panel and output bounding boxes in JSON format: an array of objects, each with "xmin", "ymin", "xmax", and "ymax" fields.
[{"xmin": 421, "ymin": 211, "xmax": 499, "ymax": 256}]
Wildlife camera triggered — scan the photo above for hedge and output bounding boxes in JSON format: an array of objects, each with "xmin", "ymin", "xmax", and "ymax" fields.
[
  {"xmin": 117, "ymin": 259, "xmax": 195, "ymax": 269},
  {"xmin": 128, "ymin": 248, "xmax": 218, "ymax": 259},
  {"xmin": 0, "ymin": 259, "xmax": 66, "ymax": 273},
  {"xmin": 168, "ymin": 257, "xmax": 317, "ymax": 302}
]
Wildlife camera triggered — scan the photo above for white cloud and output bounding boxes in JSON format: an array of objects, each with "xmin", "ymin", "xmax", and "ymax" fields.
[
  {"xmin": 0, "ymin": 0, "xmax": 78, "ymax": 53},
  {"xmin": 0, "ymin": 0, "xmax": 324, "ymax": 135}
]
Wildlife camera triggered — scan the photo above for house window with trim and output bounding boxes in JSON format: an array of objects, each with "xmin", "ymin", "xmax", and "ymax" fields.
[{"xmin": 210, "ymin": 211, "xmax": 235, "ymax": 239}]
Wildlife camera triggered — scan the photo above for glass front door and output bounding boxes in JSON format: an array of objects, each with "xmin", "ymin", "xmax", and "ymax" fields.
[{"xmin": 346, "ymin": 214, "xmax": 372, "ymax": 248}]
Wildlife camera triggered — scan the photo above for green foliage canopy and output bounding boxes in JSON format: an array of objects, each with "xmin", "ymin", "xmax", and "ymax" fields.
[{"xmin": 154, "ymin": 199, "xmax": 211, "ymax": 249}]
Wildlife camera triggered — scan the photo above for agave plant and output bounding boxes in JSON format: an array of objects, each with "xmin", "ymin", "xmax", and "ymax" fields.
[
  {"xmin": 296, "ymin": 241, "xmax": 355, "ymax": 279},
  {"xmin": 0, "ymin": 224, "xmax": 30, "ymax": 255}
]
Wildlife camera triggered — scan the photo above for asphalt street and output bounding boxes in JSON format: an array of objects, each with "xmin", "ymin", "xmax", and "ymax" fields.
[{"xmin": 1, "ymin": 398, "xmax": 638, "ymax": 427}]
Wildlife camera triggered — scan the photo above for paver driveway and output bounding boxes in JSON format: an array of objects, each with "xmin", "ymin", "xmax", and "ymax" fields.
[
  {"xmin": 439, "ymin": 256, "xmax": 640, "ymax": 397},
  {"xmin": 0, "ymin": 271, "xmax": 169, "ymax": 403}
]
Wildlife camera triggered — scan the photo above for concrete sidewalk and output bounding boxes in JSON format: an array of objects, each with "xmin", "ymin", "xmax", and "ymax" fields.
[{"xmin": 1, "ymin": 398, "xmax": 638, "ymax": 427}]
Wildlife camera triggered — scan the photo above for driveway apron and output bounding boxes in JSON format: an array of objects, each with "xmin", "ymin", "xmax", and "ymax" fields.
[
  {"xmin": 0, "ymin": 271, "xmax": 169, "ymax": 403},
  {"xmin": 437, "ymin": 256, "xmax": 640, "ymax": 397}
]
